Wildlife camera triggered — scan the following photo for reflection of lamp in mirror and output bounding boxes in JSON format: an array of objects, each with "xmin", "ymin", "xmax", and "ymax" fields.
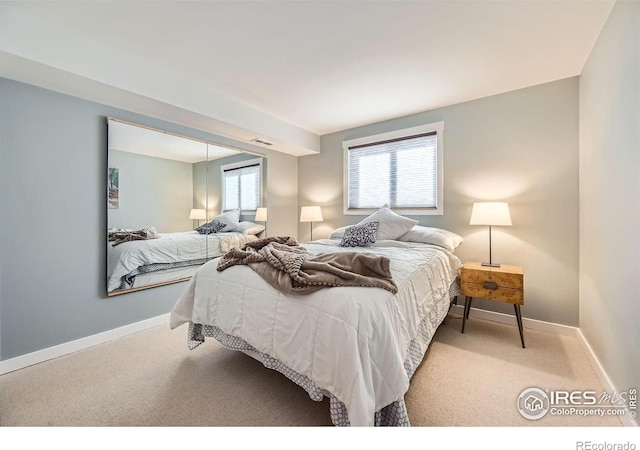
[
  {"xmin": 470, "ymin": 202, "xmax": 512, "ymax": 268},
  {"xmin": 300, "ymin": 206, "xmax": 323, "ymax": 241},
  {"xmin": 189, "ymin": 208, "xmax": 206, "ymax": 228},
  {"xmin": 255, "ymin": 207, "xmax": 268, "ymax": 237}
]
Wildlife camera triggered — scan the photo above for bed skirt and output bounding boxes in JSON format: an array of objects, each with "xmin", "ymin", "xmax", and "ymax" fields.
[{"xmin": 184, "ymin": 279, "xmax": 460, "ymax": 426}]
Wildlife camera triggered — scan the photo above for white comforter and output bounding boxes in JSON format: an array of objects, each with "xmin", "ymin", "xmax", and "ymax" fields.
[
  {"xmin": 107, "ymin": 231, "xmax": 258, "ymax": 292},
  {"xmin": 170, "ymin": 239, "xmax": 462, "ymax": 426}
]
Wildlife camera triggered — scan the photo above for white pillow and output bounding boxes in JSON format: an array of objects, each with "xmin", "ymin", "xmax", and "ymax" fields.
[
  {"xmin": 213, "ymin": 209, "xmax": 241, "ymax": 231},
  {"xmin": 236, "ymin": 221, "xmax": 265, "ymax": 236},
  {"xmin": 397, "ymin": 225, "xmax": 463, "ymax": 252},
  {"xmin": 329, "ymin": 225, "xmax": 350, "ymax": 240},
  {"xmin": 357, "ymin": 205, "xmax": 418, "ymax": 240}
]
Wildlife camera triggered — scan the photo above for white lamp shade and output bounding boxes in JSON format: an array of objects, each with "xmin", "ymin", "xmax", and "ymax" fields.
[
  {"xmin": 470, "ymin": 202, "xmax": 512, "ymax": 226},
  {"xmin": 300, "ymin": 206, "xmax": 323, "ymax": 223},
  {"xmin": 189, "ymin": 208, "xmax": 206, "ymax": 220},
  {"xmin": 255, "ymin": 207, "xmax": 268, "ymax": 222}
]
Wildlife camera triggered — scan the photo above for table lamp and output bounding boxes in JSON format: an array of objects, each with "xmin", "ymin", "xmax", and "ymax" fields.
[
  {"xmin": 470, "ymin": 202, "xmax": 512, "ymax": 267},
  {"xmin": 189, "ymin": 208, "xmax": 206, "ymax": 227},
  {"xmin": 300, "ymin": 206, "xmax": 323, "ymax": 241},
  {"xmin": 255, "ymin": 207, "xmax": 268, "ymax": 236}
]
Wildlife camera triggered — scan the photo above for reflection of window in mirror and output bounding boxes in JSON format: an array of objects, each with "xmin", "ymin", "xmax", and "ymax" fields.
[{"xmin": 221, "ymin": 158, "xmax": 263, "ymax": 213}]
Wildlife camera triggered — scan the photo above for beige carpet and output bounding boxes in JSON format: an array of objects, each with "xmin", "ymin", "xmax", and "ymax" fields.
[{"xmin": 0, "ymin": 314, "xmax": 622, "ymax": 427}]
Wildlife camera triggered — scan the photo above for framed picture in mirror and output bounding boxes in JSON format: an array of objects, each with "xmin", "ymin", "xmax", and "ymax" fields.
[{"xmin": 108, "ymin": 167, "xmax": 119, "ymax": 209}]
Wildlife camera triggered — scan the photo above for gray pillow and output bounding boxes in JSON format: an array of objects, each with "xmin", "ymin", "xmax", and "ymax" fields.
[
  {"xmin": 196, "ymin": 219, "xmax": 227, "ymax": 235},
  {"xmin": 340, "ymin": 221, "xmax": 378, "ymax": 247},
  {"xmin": 213, "ymin": 208, "xmax": 241, "ymax": 231},
  {"xmin": 329, "ymin": 205, "xmax": 418, "ymax": 241},
  {"xmin": 355, "ymin": 204, "xmax": 418, "ymax": 240}
]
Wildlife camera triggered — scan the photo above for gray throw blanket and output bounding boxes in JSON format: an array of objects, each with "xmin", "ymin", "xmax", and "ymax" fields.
[
  {"xmin": 108, "ymin": 226, "xmax": 159, "ymax": 247},
  {"xmin": 217, "ymin": 236, "xmax": 397, "ymax": 294}
]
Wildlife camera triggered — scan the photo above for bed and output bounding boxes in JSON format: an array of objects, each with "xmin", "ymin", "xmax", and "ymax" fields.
[
  {"xmin": 170, "ymin": 231, "xmax": 463, "ymax": 426},
  {"xmin": 107, "ymin": 230, "xmax": 259, "ymax": 293}
]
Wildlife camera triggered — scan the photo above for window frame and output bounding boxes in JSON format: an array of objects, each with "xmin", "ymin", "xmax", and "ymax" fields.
[
  {"xmin": 220, "ymin": 157, "xmax": 264, "ymax": 214},
  {"xmin": 342, "ymin": 122, "xmax": 444, "ymax": 216}
]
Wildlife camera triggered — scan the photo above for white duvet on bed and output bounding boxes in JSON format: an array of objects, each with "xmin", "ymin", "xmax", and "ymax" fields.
[
  {"xmin": 170, "ymin": 239, "xmax": 462, "ymax": 426},
  {"xmin": 107, "ymin": 231, "xmax": 258, "ymax": 292}
]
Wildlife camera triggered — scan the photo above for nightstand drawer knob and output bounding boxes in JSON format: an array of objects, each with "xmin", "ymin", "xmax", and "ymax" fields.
[{"xmin": 482, "ymin": 282, "xmax": 498, "ymax": 290}]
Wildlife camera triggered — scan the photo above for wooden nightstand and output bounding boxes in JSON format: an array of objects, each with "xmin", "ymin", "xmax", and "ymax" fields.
[{"xmin": 459, "ymin": 262, "xmax": 525, "ymax": 348}]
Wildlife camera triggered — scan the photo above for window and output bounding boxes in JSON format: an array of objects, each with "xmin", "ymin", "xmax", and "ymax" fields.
[
  {"xmin": 343, "ymin": 122, "xmax": 444, "ymax": 215},
  {"xmin": 221, "ymin": 158, "xmax": 263, "ymax": 212}
]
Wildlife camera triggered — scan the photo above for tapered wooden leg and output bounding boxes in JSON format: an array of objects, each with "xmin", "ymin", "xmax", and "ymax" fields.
[
  {"xmin": 461, "ymin": 296, "xmax": 472, "ymax": 333},
  {"xmin": 465, "ymin": 297, "xmax": 473, "ymax": 319},
  {"xmin": 514, "ymin": 304, "xmax": 525, "ymax": 348}
]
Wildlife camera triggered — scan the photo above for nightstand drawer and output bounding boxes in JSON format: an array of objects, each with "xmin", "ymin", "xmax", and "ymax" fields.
[
  {"xmin": 459, "ymin": 281, "xmax": 524, "ymax": 304},
  {"xmin": 459, "ymin": 267, "xmax": 523, "ymax": 289},
  {"xmin": 459, "ymin": 262, "xmax": 524, "ymax": 305}
]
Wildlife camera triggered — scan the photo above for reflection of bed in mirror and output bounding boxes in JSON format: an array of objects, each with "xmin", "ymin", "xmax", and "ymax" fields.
[
  {"xmin": 107, "ymin": 118, "xmax": 267, "ymax": 296},
  {"xmin": 107, "ymin": 228, "xmax": 262, "ymax": 294}
]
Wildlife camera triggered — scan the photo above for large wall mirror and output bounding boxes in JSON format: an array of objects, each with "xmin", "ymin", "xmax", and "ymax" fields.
[{"xmin": 107, "ymin": 118, "xmax": 267, "ymax": 296}]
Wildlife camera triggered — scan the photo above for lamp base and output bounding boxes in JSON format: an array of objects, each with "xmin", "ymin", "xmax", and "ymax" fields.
[{"xmin": 481, "ymin": 262, "xmax": 501, "ymax": 268}]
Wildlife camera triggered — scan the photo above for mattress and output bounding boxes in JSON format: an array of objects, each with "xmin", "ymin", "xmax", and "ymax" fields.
[
  {"xmin": 170, "ymin": 238, "xmax": 462, "ymax": 426},
  {"xmin": 107, "ymin": 231, "xmax": 258, "ymax": 292}
]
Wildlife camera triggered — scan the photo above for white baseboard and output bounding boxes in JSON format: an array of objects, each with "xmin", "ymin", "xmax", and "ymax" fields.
[
  {"xmin": 448, "ymin": 304, "xmax": 577, "ymax": 336},
  {"xmin": 576, "ymin": 329, "xmax": 638, "ymax": 427},
  {"xmin": 449, "ymin": 304, "xmax": 638, "ymax": 427},
  {"xmin": 0, "ymin": 313, "xmax": 170, "ymax": 376}
]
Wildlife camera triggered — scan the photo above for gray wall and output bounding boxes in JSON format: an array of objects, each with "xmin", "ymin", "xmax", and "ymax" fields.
[
  {"xmin": 299, "ymin": 78, "xmax": 579, "ymax": 326},
  {"xmin": 108, "ymin": 150, "xmax": 193, "ymax": 232},
  {"xmin": 263, "ymin": 148, "xmax": 298, "ymax": 239},
  {"xmin": 0, "ymin": 78, "xmax": 298, "ymax": 360},
  {"xmin": 579, "ymin": 0, "xmax": 639, "ymax": 417}
]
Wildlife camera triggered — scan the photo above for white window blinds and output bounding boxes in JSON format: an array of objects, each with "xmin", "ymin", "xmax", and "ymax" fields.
[
  {"xmin": 223, "ymin": 163, "xmax": 261, "ymax": 211},
  {"xmin": 346, "ymin": 132, "xmax": 438, "ymax": 210}
]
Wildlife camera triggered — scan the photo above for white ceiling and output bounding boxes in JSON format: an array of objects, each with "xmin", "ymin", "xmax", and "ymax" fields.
[
  {"xmin": 108, "ymin": 120, "xmax": 241, "ymax": 164},
  {"xmin": 0, "ymin": 1, "xmax": 614, "ymax": 152}
]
